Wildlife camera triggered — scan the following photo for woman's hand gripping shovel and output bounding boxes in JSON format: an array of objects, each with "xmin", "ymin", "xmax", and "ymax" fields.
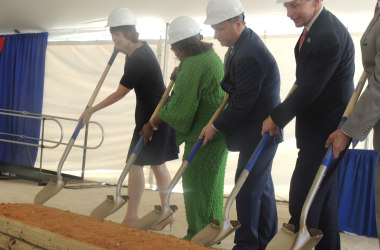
[
  {"xmin": 133, "ymin": 94, "xmax": 230, "ymax": 230},
  {"xmin": 266, "ymin": 71, "xmax": 367, "ymax": 250},
  {"xmin": 89, "ymin": 79, "xmax": 175, "ymax": 220},
  {"xmin": 34, "ymin": 48, "xmax": 119, "ymax": 205}
]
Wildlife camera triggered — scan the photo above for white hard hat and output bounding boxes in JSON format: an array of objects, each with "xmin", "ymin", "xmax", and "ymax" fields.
[
  {"xmin": 204, "ymin": 0, "xmax": 244, "ymax": 25},
  {"xmin": 168, "ymin": 16, "xmax": 201, "ymax": 44},
  {"xmin": 106, "ymin": 8, "xmax": 136, "ymax": 27},
  {"xmin": 276, "ymin": 0, "xmax": 293, "ymax": 3}
]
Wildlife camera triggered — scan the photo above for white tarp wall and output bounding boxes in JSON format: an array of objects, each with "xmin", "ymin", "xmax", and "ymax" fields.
[{"xmin": 38, "ymin": 34, "xmax": 367, "ymax": 201}]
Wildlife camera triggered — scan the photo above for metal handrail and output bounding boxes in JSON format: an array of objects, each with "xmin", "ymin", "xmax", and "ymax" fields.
[
  {"xmin": 0, "ymin": 108, "xmax": 104, "ymax": 150},
  {"xmin": 0, "ymin": 108, "xmax": 105, "ymax": 179},
  {"xmin": 0, "ymin": 116, "xmax": 63, "ymax": 149}
]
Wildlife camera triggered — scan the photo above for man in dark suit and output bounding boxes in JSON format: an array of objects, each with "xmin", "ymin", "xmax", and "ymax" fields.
[
  {"xmin": 262, "ymin": 0, "xmax": 355, "ymax": 249},
  {"xmin": 200, "ymin": 0, "xmax": 282, "ymax": 249}
]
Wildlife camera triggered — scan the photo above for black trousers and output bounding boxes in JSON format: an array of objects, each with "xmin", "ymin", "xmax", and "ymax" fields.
[
  {"xmin": 289, "ymin": 147, "xmax": 341, "ymax": 250},
  {"xmin": 233, "ymin": 137, "xmax": 278, "ymax": 250}
]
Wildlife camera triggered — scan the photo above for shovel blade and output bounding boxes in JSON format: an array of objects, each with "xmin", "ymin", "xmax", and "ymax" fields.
[
  {"xmin": 191, "ymin": 219, "xmax": 240, "ymax": 247},
  {"xmin": 265, "ymin": 223, "xmax": 323, "ymax": 250},
  {"xmin": 34, "ymin": 179, "xmax": 66, "ymax": 205},
  {"xmin": 134, "ymin": 205, "xmax": 178, "ymax": 230},
  {"xmin": 90, "ymin": 195, "xmax": 128, "ymax": 220}
]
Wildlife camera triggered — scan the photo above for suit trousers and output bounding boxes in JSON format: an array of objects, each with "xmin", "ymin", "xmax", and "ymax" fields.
[
  {"xmin": 232, "ymin": 137, "xmax": 278, "ymax": 250},
  {"xmin": 289, "ymin": 148, "xmax": 341, "ymax": 250}
]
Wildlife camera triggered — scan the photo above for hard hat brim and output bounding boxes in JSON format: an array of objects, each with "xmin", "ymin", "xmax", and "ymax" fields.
[{"xmin": 204, "ymin": 17, "xmax": 223, "ymax": 25}]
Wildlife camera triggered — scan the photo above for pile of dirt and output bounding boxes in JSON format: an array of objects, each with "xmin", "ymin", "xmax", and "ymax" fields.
[{"xmin": 0, "ymin": 203, "xmax": 210, "ymax": 250}]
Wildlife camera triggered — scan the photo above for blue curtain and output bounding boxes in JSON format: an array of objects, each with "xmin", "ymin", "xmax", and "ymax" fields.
[
  {"xmin": 337, "ymin": 149, "xmax": 378, "ymax": 237},
  {"xmin": 0, "ymin": 33, "xmax": 48, "ymax": 166}
]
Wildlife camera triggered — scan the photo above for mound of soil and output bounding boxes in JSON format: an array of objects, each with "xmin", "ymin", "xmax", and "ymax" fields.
[{"xmin": 0, "ymin": 203, "xmax": 210, "ymax": 250}]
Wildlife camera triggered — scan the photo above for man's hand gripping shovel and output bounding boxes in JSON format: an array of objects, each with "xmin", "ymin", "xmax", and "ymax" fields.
[{"xmin": 266, "ymin": 71, "xmax": 367, "ymax": 250}]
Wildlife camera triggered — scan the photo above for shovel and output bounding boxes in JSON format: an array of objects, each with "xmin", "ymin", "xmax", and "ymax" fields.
[
  {"xmin": 191, "ymin": 79, "xmax": 300, "ymax": 247},
  {"xmin": 34, "ymin": 48, "xmax": 119, "ymax": 205},
  {"xmin": 90, "ymin": 79, "xmax": 175, "ymax": 220},
  {"xmin": 134, "ymin": 94, "xmax": 229, "ymax": 230},
  {"xmin": 266, "ymin": 71, "xmax": 367, "ymax": 250},
  {"xmin": 191, "ymin": 131, "xmax": 271, "ymax": 247}
]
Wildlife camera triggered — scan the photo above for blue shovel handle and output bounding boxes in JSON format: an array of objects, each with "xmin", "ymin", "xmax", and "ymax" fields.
[
  {"xmin": 108, "ymin": 48, "xmax": 119, "ymax": 65},
  {"xmin": 245, "ymin": 132, "xmax": 270, "ymax": 172},
  {"xmin": 72, "ymin": 120, "xmax": 83, "ymax": 140},
  {"xmin": 322, "ymin": 116, "xmax": 349, "ymax": 169},
  {"xmin": 72, "ymin": 105, "xmax": 92, "ymax": 140},
  {"xmin": 322, "ymin": 145, "xmax": 334, "ymax": 168},
  {"xmin": 133, "ymin": 136, "xmax": 145, "ymax": 155},
  {"xmin": 185, "ymin": 138, "xmax": 204, "ymax": 163}
]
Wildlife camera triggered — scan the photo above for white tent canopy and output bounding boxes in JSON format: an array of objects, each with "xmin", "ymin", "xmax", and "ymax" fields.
[{"xmin": 0, "ymin": 0, "xmax": 374, "ymax": 41}]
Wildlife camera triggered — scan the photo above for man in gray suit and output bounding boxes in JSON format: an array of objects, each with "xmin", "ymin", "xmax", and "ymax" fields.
[{"xmin": 326, "ymin": 1, "xmax": 380, "ymax": 245}]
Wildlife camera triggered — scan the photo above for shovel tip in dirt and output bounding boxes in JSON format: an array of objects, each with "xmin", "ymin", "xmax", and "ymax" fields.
[
  {"xmin": 191, "ymin": 219, "xmax": 240, "ymax": 247},
  {"xmin": 134, "ymin": 204, "xmax": 178, "ymax": 230},
  {"xmin": 34, "ymin": 179, "xmax": 66, "ymax": 205},
  {"xmin": 90, "ymin": 195, "xmax": 128, "ymax": 220},
  {"xmin": 265, "ymin": 223, "xmax": 323, "ymax": 250}
]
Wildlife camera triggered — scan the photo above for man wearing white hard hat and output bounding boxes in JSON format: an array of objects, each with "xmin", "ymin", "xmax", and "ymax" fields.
[
  {"xmin": 80, "ymin": 8, "xmax": 178, "ymax": 227},
  {"xmin": 262, "ymin": 0, "xmax": 355, "ymax": 249},
  {"xmin": 199, "ymin": 0, "xmax": 282, "ymax": 249},
  {"xmin": 140, "ymin": 16, "xmax": 228, "ymax": 239}
]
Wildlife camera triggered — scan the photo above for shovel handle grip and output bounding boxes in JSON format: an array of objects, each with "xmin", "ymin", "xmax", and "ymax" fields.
[
  {"xmin": 108, "ymin": 48, "xmax": 119, "ymax": 66},
  {"xmin": 185, "ymin": 138, "xmax": 204, "ymax": 163},
  {"xmin": 72, "ymin": 120, "xmax": 84, "ymax": 140},
  {"xmin": 245, "ymin": 132, "xmax": 270, "ymax": 172},
  {"xmin": 322, "ymin": 146, "xmax": 333, "ymax": 168},
  {"xmin": 133, "ymin": 136, "xmax": 145, "ymax": 155},
  {"xmin": 322, "ymin": 72, "xmax": 367, "ymax": 169},
  {"xmin": 322, "ymin": 115, "xmax": 349, "ymax": 168}
]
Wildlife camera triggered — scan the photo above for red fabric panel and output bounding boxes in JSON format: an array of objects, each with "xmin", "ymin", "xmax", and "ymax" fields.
[{"xmin": 0, "ymin": 37, "xmax": 5, "ymax": 54}]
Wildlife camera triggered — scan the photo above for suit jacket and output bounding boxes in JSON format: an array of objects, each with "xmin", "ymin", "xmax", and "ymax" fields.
[
  {"xmin": 270, "ymin": 8, "xmax": 355, "ymax": 150},
  {"xmin": 342, "ymin": 10, "xmax": 380, "ymax": 146},
  {"xmin": 213, "ymin": 27, "xmax": 282, "ymax": 151}
]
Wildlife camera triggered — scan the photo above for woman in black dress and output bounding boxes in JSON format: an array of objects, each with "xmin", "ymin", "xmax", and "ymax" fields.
[{"xmin": 80, "ymin": 8, "xmax": 178, "ymax": 226}]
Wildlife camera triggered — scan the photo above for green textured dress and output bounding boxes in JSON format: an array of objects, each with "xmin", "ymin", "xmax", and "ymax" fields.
[{"xmin": 159, "ymin": 50, "xmax": 228, "ymax": 240}]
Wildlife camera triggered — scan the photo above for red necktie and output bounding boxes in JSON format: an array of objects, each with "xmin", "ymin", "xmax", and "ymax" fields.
[
  {"xmin": 299, "ymin": 28, "xmax": 308, "ymax": 51},
  {"xmin": 376, "ymin": 1, "xmax": 379, "ymax": 14}
]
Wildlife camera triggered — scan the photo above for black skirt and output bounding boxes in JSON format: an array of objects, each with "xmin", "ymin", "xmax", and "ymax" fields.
[{"xmin": 127, "ymin": 120, "xmax": 178, "ymax": 166}]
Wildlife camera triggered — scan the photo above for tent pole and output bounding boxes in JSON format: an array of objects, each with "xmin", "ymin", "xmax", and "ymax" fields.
[{"xmin": 162, "ymin": 22, "xmax": 169, "ymax": 82}]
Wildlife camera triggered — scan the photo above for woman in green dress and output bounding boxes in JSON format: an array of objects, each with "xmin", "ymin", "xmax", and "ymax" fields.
[{"xmin": 140, "ymin": 16, "xmax": 228, "ymax": 240}]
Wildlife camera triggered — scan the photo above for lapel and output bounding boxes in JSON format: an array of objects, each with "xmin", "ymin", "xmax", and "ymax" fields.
[
  {"xmin": 220, "ymin": 28, "xmax": 248, "ymax": 84},
  {"xmin": 296, "ymin": 8, "xmax": 327, "ymax": 58}
]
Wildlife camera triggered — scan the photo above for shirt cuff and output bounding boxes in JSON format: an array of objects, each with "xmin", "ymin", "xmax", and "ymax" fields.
[
  {"xmin": 212, "ymin": 123, "xmax": 219, "ymax": 132},
  {"xmin": 341, "ymin": 128, "xmax": 351, "ymax": 137}
]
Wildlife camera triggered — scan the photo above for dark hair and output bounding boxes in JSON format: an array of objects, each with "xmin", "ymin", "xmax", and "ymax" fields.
[
  {"xmin": 171, "ymin": 35, "xmax": 214, "ymax": 57},
  {"xmin": 110, "ymin": 25, "xmax": 139, "ymax": 43}
]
